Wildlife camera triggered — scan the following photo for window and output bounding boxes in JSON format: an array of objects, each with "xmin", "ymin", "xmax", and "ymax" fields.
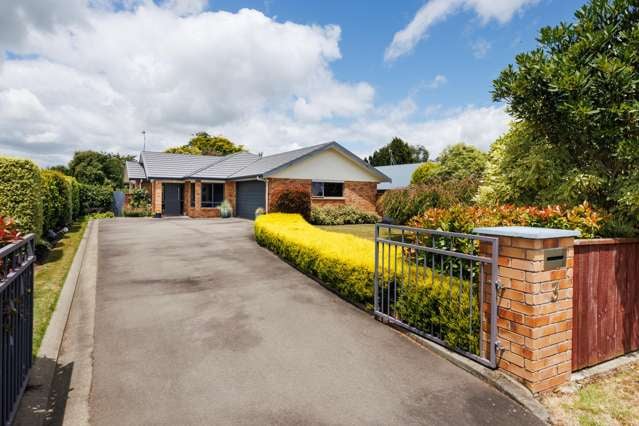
[
  {"xmin": 201, "ymin": 183, "xmax": 224, "ymax": 207},
  {"xmin": 311, "ymin": 181, "xmax": 343, "ymax": 198},
  {"xmin": 190, "ymin": 183, "xmax": 195, "ymax": 207}
]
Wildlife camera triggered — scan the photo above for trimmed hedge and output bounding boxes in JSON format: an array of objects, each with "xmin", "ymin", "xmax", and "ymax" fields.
[
  {"xmin": 310, "ymin": 205, "xmax": 380, "ymax": 225},
  {"xmin": 41, "ymin": 170, "xmax": 73, "ymax": 232},
  {"xmin": 66, "ymin": 176, "xmax": 81, "ymax": 220},
  {"xmin": 0, "ymin": 157, "xmax": 44, "ymax": 237},
  {"xmin": 408, "ymin": 202, "xmax": 606, "ymax": 239},
  {"xmin": 255, "ymin": 213, "xmax": 480, "ymax": 353},
  {"xmin": 79, "ymin": 183, "xmax": 112, "ymax": 215}
]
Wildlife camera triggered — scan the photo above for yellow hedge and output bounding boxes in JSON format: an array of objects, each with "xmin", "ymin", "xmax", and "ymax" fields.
[{"xmin": 255, "ymin": 213, "xmax": 480, "ymax": 353}]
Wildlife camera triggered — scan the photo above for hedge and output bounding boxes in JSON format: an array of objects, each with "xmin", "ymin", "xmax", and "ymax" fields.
[
  {"xmin": 255, "ymin": 213, "xmax": 480, "ymax": 353},
  {"xmin": 66, "ymin": 176, "xmax": 81, "ymax": 220},
  {"xmin": 41, "ymin": 170, "xmax": 73, "ymax": 232},
  {"xmin": 0, "ymin": 157, "xmax": 44, "ymax": 236},
  {"xmin": 79, "ymin": 183, "xmax": 112, "ymax": 215},
  {"xmin": 310, "ymin": 205, "xmax": 380, "ymax": 225},
  {"xmin": 408, "ymin": 202, "xmax": 605, "ymax": 239}
]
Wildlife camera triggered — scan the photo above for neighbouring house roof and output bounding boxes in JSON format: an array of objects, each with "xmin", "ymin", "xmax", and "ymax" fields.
[
  {"xmin": 125, "ymin": 160, "xmax": 147, "ymax": 180},
  {"xmin": 375, "ymin": 163, "xmax": 424, "ymax": 191},
  {"xmin": 125, "ymin": 141, "xmax": 392, "ymax": 183}
]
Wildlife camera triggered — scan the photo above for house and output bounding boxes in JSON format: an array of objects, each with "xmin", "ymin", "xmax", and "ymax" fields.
[
  {"xmin": 375, "ymin": 163, "xmax": 424, "ymax": 192},
  {"xmin": 124, "ymin": 142, "xmax": 391, "ymax": 219}
]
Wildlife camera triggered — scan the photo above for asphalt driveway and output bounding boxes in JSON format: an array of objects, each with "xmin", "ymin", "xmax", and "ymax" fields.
[{"xmin": 90, "ymin": 218, "xmax": 542, "ymax": 425}]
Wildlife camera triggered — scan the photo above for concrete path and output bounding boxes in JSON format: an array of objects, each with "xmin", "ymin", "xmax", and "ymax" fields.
[{"xmin": 83, "ymin": 218, "xmax": 542, "ymax": 425}]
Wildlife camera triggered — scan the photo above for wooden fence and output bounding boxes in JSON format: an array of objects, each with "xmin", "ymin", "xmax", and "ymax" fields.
[{"xmin": 572, "ymin": 238, "xmax": 639, "ymax": 371}]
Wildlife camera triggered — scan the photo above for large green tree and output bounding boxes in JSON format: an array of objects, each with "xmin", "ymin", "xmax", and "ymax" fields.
[
  {"xmin": 67, "ymin": 151, "xmax": 133, "ymax": 189},
  {"xmin": 435, "ymin": 143, "xmax": 487, "ymax": 181},
  {"xmin": 490, "ymin": 0, "xmax": 639, "ymax": 226},
  {"xmin": 366, "ymin": 137, "xmax": 429, "ymax": 166},
  {"xmin": 166, "ymin": 132, "xmax": 244, "ymax": 156}
]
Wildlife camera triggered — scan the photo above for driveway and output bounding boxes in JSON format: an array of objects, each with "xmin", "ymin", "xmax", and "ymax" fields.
[{"xmin": 89, "ymin": 218, "xmax": 542, "ymax": 425}]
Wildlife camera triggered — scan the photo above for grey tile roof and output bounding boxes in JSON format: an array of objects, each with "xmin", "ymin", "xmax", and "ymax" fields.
[
  {"xmin": 140, "ymin": 151, "xmax": 225, "ymax": 179},
  {"xmin": 375, "ymin": 163, "xmax": 424, "ymax": 190},
  {"xmin": 125, "ymin": 160, "xmax": 146, "ymax": 179},
  {"xmin": 229, "ymin": 143, "xmax": 331, "ymax": 178},
  {"xmin": 190, "ymin": 152, "xmax": 260, "ymax": 179}
]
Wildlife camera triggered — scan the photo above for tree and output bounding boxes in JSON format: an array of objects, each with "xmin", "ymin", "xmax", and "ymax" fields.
[
  {"xmin": 411, "ymin": 162, "xmax": 441, "ymax": 184},
  {"xmin": 68, "ymin": 151, "xmax": 133, "ymax": 189},
  {"xmin": 49, "ymin": 165, "xmax": 70, "ymax": 175},
  {"xmin": 491, "ymin": 0, "xmax": 639, "ymax": 227},
  {"xmin": 435, "ymin": 143, "xmax": 487, "ymax": 181},
  {"xmin": 166, "ymin": 132, "xmax": 244, "ymax": 156},
  {"xmin": 366, "ymin": 138, "xmax": 429, "ymax": 166}
]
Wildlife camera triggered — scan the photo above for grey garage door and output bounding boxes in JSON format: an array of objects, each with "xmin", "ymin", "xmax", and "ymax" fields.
[{"xmin": 236, "ymin": 181, "xmax": 266, "ymax": 220}]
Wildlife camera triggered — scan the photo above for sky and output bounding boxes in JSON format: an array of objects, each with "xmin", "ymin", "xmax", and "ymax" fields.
[{"xmin": 0, "ymin": 0, "xmax": 586, "ymax": 167}]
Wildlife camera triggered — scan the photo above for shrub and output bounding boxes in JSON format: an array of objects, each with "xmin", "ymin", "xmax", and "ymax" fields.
[
  {"xmin": 219, "ymin": 199, "xmax": 233, "ymax": 218},
  {"xmin": 255, "ymin": 207, "xmax": 265, "ymax": 218},
  {"xmin": 255, "ymin": 213, "xmax": 480, "ymax": 352},
  {"xmin": 272, "ymin": 190, "xmax": 311, "ymax": 220},
  {"xmin": 408, "ymin": 202, "xmax": 606, "ymax": 239},
  {"xmin": 377, "ymin": 177, "xmax": 480, "ymax": 224},
  {"xmin": 310, "ymin": 205, "xmax": 380, "ymax": 225},
  {"xmin": 79, "ymin": 183, "xmax": 112, "ymax": 215},
  {"xmin": 0, "ymin": 157, "xmax": 43, "ymax": 237},
  {"xmin": 41, "ymin": 170, "xmax": 72, "ymax": 233},
  {"xmin": 123, "ymin": 207, "xmax": 151, "ymax": 217},
  {"xmin": 128, "ymin": 187, "xmax": 150, "ymax": 209},
  {"xmin": 411, "ymin": 162, "xmax": 440, "ymax": 184}
]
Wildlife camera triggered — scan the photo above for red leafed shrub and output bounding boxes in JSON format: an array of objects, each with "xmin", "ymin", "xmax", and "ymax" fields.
[
  {"xmin": 273, "ymin": 190, "xmax": 311, "ymax": 220},
  {"xmin": 408, "ymin": 202, "xmax": 606, "ymax": 239},
  {"xmin": 0, "ymin": 216, "xmax": 21, "ymax": 247}
]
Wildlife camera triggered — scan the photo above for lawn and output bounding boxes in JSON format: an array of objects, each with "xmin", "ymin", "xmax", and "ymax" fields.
[
  {"xmin": 33, "ymin": 220, "xmax": 88, "ymax": 355},
  {"xmin": 316, "ymin": 224, "xmax": 394, "ymax": 241},
  {"xmin": 542, "ymin": 362, "xmax": 639, "ymax": 426}
]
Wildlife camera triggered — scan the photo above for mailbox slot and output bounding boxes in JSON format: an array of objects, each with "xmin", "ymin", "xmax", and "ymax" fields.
[{"xmin": 543, "ymin": 248, "xmax": 566, "ymax": 271}]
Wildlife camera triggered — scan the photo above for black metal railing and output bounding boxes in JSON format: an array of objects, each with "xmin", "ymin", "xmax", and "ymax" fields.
[
  {"xmin": 374, "ymin": 224, "xmax": 499, "ymax": 368},
  {"xmin": 1, "ymin": 234, "xmax": 35, "ymax": 426}
]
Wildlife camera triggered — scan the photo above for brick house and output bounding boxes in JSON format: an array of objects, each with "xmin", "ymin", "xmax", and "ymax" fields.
[{"xmin": 124, "ymin": 142, "xmax": 391, "ymax": 219}]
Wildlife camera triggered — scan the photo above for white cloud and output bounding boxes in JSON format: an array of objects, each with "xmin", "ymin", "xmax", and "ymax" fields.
[
  {"xmin": 384, "ymin": 0, "xmax": 537, "ymax": 62},
  {"xmin": 0, "ymin": 2, "xmax": 509, "ymax": 166},
  {"xmin": 471, "ymin": 38, "xmax": 491, "ymax": 58}
]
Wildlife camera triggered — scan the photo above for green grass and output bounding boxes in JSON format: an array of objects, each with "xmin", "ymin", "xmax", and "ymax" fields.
[
  {"xmin": 316, "ymin": 224, "xmax": 394, "ymax": 241},
  {"xmin": 543, "ymin": 362, "xmax": 639, "ymax": 425},
  {"xmin": 33, "ymin": 220, "xmax": 88, "ymax": 355}
]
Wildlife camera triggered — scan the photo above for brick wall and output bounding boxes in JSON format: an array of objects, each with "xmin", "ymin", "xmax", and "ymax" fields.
[
  {"xmin": 479, "ymin": 235, "xmax": 574, "ymax": 393},
  {"xmin": 267, "ymin": 178, "xmax": 377, "ymax": 213}
]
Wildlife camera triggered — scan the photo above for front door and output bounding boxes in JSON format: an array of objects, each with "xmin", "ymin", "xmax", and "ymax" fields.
[{"xmin": 163, "ymin": 183, "xmax": 183, "ymax": 216}]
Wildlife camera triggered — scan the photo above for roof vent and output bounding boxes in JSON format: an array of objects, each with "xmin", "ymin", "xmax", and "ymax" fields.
[{"xmin": 258, "ymin": 152, "xmax": 263, "ymax": 158}]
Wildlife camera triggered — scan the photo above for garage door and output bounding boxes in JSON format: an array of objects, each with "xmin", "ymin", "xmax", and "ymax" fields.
[{"xmin": 236, "ymin": 181, "xmax": 266, "ymax": 220}]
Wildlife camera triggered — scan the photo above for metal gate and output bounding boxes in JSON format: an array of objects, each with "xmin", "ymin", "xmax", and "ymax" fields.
[{"xmin": 374, "ymin": 224, "xmax": 499, "ymax": 368}]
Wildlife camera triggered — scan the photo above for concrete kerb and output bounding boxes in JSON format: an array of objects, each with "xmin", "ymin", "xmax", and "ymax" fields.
[
  {"xmin": 14, "ymin": 220, "xmax": 95, "ymax": 425},
  {"xmin": 387, "ymin": 325, "xmax": 551, "ymax": 425}
]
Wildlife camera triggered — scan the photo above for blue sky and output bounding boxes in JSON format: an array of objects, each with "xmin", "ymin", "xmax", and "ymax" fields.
[
  {"xmin": 209, "ymin": 0, "xmax": 584, "ymax": 112},
  {"xmin": 0, "ymin": 0, "xmax": 587, "ymax": 166}
]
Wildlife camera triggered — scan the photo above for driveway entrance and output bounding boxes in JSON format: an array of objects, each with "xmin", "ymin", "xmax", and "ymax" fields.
[{"xmin": 89, "ymin": 218, "xmax": 542, "ymax": 425}]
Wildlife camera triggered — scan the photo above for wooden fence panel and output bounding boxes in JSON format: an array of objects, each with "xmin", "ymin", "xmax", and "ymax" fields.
[{"xmin": 572, "ymin": 239, "xmax": 639, "ymax": 371}]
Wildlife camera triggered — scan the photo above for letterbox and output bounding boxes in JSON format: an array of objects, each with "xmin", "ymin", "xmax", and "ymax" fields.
[{"xmin": 543, "ymin": 248, "xmax": 566, "ymax": 271}]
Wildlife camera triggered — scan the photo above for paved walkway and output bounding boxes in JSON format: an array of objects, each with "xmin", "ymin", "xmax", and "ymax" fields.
[{"xmin": 85, "ymin": 218, "xmax": 541, "ymax": 425}]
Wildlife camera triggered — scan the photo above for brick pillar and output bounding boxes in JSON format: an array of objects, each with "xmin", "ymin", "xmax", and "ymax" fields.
[
  {"xmin": 474, "ymin": 226, "xmax": 578, "ymax": 394},
  {"xmin": 152, "ymin": 180, "xmax": 162, "ymax": 215}
]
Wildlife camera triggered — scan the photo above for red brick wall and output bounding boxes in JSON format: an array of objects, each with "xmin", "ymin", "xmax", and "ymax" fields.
[{"xmin": 267, "ymin": 178, "xmax": 377, "ymax": 213}]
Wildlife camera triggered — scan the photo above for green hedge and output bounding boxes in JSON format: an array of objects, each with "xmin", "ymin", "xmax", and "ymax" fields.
[
  {"xmin": 310, "ymin": 205, "xmax": 380, "ymax": 225},
  {"xmin": 66, "ymin": 176, "xmax": 81, "ymax": 220},
  {"xmin": 0, "ymin": 157, "xmax": 44, "ymax": 237},
  {"xmin": 255, "ymin": 213, "xmax": 479, "ymax": 353},
  {"xmin": 79, "ymin": 183, "xmax": 112, "ymax": 215},
  {"xmin": 41, "ymin": 170, "xmax": 73, "ymax": 232}
]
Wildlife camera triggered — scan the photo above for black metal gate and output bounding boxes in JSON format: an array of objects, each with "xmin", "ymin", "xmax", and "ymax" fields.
[
  {"xmin": 1, "ymin": 234, "xmax": 35, "ymax": 425},
  {"xmin": 374, "ymin": 224, "xmax": 499, "ymax": 368}
]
